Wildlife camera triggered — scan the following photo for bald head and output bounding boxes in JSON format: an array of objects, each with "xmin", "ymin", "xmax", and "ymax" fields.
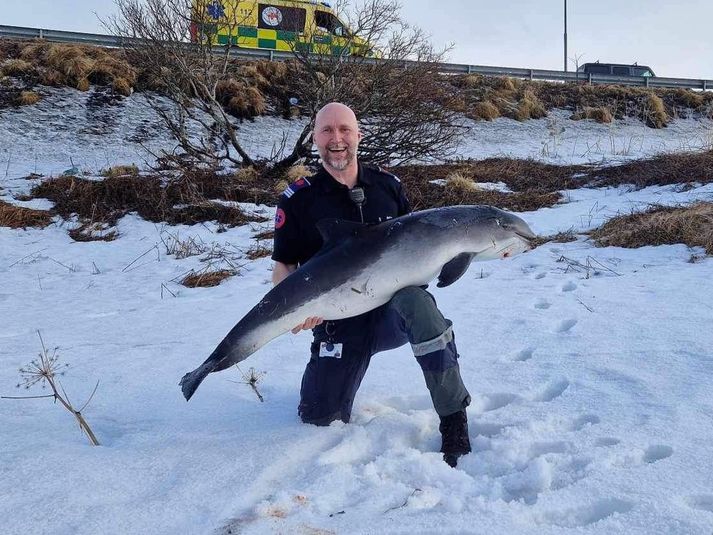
[
  {"xmin": 315, "ymin": 102, "xmax": 358, "ymax": 129},
  {"xmin": 313, "ymin": 102, "xmax": 362, "ymax": 179}
]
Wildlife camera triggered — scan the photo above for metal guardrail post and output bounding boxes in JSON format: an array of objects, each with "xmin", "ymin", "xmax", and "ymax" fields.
[
  {"xmin": 645, "ymin": 77, "xmax": 649, "ymax": 88},
  {"xmin": 269, "ymin": 50, "xmax": 274, "ymax": 62},
  {"xmin": 39, "ymin": 28, "xmax": 44, "ymax": 39},
  {"xmin": 588, "ymin": 73, "xmax": 592, "ymax": 85},
  {"xmin": 529, "ymin": 69, "xmax": 533, "ymax": 81}
]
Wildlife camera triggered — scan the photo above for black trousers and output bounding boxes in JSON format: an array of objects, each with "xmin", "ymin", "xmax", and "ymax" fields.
[{"xmin": 298, "ymin": 287, "xmax": 471, "ymax": 425}]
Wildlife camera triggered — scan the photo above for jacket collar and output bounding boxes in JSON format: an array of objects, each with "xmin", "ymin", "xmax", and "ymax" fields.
[{"xmin": 317, "ymin": 162, "xmax": 372, "ymax": 192}]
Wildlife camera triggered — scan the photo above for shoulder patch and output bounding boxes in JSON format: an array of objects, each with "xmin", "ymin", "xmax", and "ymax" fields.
[{"xmin": 282, "ymin": 177, "xmax": 312, "ymax": 198}]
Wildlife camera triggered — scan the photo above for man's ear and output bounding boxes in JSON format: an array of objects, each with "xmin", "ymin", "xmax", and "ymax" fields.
[{"xmin": 357, "ymin": 129, "xmax": 363, "ymax": 142}]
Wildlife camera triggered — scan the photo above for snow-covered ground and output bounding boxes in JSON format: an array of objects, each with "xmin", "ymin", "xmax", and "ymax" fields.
[
  {"xmin": 1, "ymin": 87, "xmax": 712, "ymax": 179},
  {"xmin": 1, "ymin": 88, "xmax": 713, "ymax": 534}
]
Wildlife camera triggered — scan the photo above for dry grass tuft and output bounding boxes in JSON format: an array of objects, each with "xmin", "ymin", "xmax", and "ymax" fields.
[
  {"xmin": 472, "ymin": 101, "xmax": 500, "ymax": 121},
  {"xmin": 445, "ymin": 172, "xmax": 477, "ymax": 193},
  {"xmin": 76, "ymin": 77, "xmax": 90, "ymax": 91},
  {"xmin": 17, "ymin": 90, "xmax": 41, "ymax": 105},
  {"xmin": 493, "ymin": 77, "xmax": 518, "ymax": 91},
  {"xmin": 112, "ymin": 77, "xmax": 132, "ymax": 96},
  {"xmin": 286, "ymin": 164, "xmax": 315, "ymax": 182},
  {"xmin": 69, "ymin": 222, "xmax": 118, "ymax": 242},
  {"xmin": 515, "ymin": 90, "xmax": 547, "ymax": 121},
  {"xmin": 1, "ymin": 58, "xmax": 34, "ymax": 76},
  {"xmin": 590, "ymin": 202, "xmax": 713, "ymax": 254},
  {"xmin": 102, "ymin": 164, "xmax": 139, "ymax": 178},
  {"xmin": 0, "ymin": 200, "xmax": 53, "ymax": 228},
  {"xmin": 245, "ymin": 243, "xmax": 272, "ymax": 260},
  {"xmin": 571, "ymin": 106, "xmax": 613, "ymax": 123},
  {"xmin": 644, "ymin": 93, "xmax": 669, "ymax": 128},
  {"xmin": 531, "ymin": 229, "xmax": 578, "ymax": 248},
  {"xmin": 180, "ymin": 269, "xmax": 235, "ymax": 288}
]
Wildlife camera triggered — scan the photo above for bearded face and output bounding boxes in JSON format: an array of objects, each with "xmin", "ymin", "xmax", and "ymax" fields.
[{"xmin": 313, "ymin": 104, "xmax": 362, "ymax": 174}]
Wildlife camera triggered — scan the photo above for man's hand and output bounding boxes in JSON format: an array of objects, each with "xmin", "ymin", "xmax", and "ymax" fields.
[{"xmin": 291, "ymin": 316, "xmax": 324, "ymax": 334}]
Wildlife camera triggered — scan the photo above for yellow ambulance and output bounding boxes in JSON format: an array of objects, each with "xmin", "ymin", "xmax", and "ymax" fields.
[{"xmin": 190, "ymin": 0, "xmax": 373, "ymax": 56}]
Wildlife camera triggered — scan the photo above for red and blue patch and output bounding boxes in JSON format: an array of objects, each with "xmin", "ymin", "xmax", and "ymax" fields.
[
  {"xmin": 282, "ymin": 177, "xmax": 312, "ymax": 198},
  {"xmin": 274, "ymin": 208, "xmax": 286, "ymax": 229}
]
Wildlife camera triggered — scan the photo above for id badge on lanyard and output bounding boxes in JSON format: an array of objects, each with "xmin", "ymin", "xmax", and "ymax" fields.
[{"xmin": 319, "ymin": 342, "xmax": 343, "ymax": 358}]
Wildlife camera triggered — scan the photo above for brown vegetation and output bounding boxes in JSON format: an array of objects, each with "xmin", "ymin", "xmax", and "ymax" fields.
[
  {"xmin": 589, "ymin": 202, "xmax": 713, "ymax": 254},
  {"xmin": 588, "ymin": 151, "xmax": 713, "ymax": 189},
  {"xmin": 180, "ymin": 269, "xmax": 235, "ymax": 288},
  {"xmin": 571, "ymin": 106, "xmax": 613, "ymax": 123},
  {"xmin": 17, "ymin": 90, "xmax": 41, "ymax": 105},
  {"xmin": 29, "ymin": 171, "xmax": 269, "ymax": 229},
  {"xmin": 0, "ymin": 200, "xmax": 53, "ymax": 229}
]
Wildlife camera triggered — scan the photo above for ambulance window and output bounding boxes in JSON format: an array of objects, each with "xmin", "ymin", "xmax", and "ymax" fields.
[
  {"xmin": 315, "ymin": 10, "xmax": 346, "ymax": 36},
  {"xmin": 612, "ymin": 66, "xmax": 630, "ymax": 76},
  {"xmin": 257, "ymin": 4, "xmax": 306, "ymax": 32}
]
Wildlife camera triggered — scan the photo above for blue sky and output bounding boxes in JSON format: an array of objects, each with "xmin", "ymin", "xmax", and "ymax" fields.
[{"xmin": 3, "ymin": 0, "xmax": 712, "ymax": 79}]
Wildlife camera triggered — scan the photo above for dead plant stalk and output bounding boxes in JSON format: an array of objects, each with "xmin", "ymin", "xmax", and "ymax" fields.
[{"xmin": 2, "ymin": 331, "xmax": 100, "ymax": 446}]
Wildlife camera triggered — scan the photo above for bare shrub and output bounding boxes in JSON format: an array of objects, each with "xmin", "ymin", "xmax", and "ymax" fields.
[
  {"xmin": 590, "ymin": 202, "xmax": 713, "ymax": 254},
  {"xmin": 0, "ymin": 200, "xmax": 53, "ymax": 228}
]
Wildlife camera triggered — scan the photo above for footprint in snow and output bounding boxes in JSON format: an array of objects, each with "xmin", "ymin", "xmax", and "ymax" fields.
[
  {"xmin": 684, "ymin": 495, "xmax": 713, "ymax": 513},
  {"xmin": 533, "ymin": 272, "xmax": 547, "ymax": 280},
  {"xmin": 595, "ymin": 437, "xmax": 621, "ymax": 448},
  {"xmin": 534, "ymin": 298, "xmax": 551, "ymax": 309},
  {"xmin": 642, "ymin": 444, "xmax": 673, "ymax": 464},
  {"xmin": 568, "ymin": 414, "xmax": 601, "ymax": 431},
  {"xmin": 533, "ymin": 379, "xmax": 570, "ymax": 402},
  {"xmin": 480, "ymin": 392, "xmax": 519, "ymax": 412},
  {"xmin": 543, "ymin": 498, "xmax": 634, "ymax": 528},
  {"xmin": 513, "ymin": 347, "xmax": 535, "ymax": 362},
  {"xmin": 561, "ymin": 281, "xmax": 578, "ymax": 292},
  {"xmin": 556, "ymin": 319, "xmax": 578, "ymax": 333}
]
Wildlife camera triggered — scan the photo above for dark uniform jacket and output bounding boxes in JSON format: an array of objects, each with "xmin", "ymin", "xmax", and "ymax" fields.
[{"xmin": 272, "ymin": 162, "xmax": 411, "ymax": 341}]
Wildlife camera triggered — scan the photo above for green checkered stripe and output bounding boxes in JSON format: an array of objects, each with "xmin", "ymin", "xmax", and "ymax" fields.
[{"xmin": 216, "ymin": 26, "xmax": 350, "ymax": 55}]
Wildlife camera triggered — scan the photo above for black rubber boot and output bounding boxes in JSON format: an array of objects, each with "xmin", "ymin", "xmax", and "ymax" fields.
[{"xmin": 439, "ymin": 409, "xmax": 471, "ymax": 467}]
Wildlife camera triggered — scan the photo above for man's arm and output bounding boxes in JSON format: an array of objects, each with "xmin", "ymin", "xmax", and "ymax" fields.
[
  {"xmin": 272, "ymin": 261, "xmax": 323, "ymax": 333},
  {"xmin": 272, "ymin": 260, "xmax": 297, "ymax": 286}
]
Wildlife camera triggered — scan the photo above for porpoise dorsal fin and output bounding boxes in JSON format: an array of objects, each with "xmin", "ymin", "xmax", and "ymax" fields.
[
  {"xmin": 316, "ymin": 219, "xmax": 366, "ymax": 244},
  {"xmin": 437, "ymin": 253, "xmax": 476, "ymax": 288}
]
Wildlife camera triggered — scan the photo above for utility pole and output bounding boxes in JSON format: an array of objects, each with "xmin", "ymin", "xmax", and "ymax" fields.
[{"xmin": 564, "ymin": 0, "xmax": 568, "ymax": 71}]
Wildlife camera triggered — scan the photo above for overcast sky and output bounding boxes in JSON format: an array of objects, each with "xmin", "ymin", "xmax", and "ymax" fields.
[{"xmin": 3, "ymin": 0, "xmax": 712, "ymax": 79}]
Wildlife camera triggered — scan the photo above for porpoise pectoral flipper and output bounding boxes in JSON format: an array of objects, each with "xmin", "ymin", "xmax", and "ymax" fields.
[{"xmin": 437, "ymin": 252, "xmax": 476, "ymax": 288}]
